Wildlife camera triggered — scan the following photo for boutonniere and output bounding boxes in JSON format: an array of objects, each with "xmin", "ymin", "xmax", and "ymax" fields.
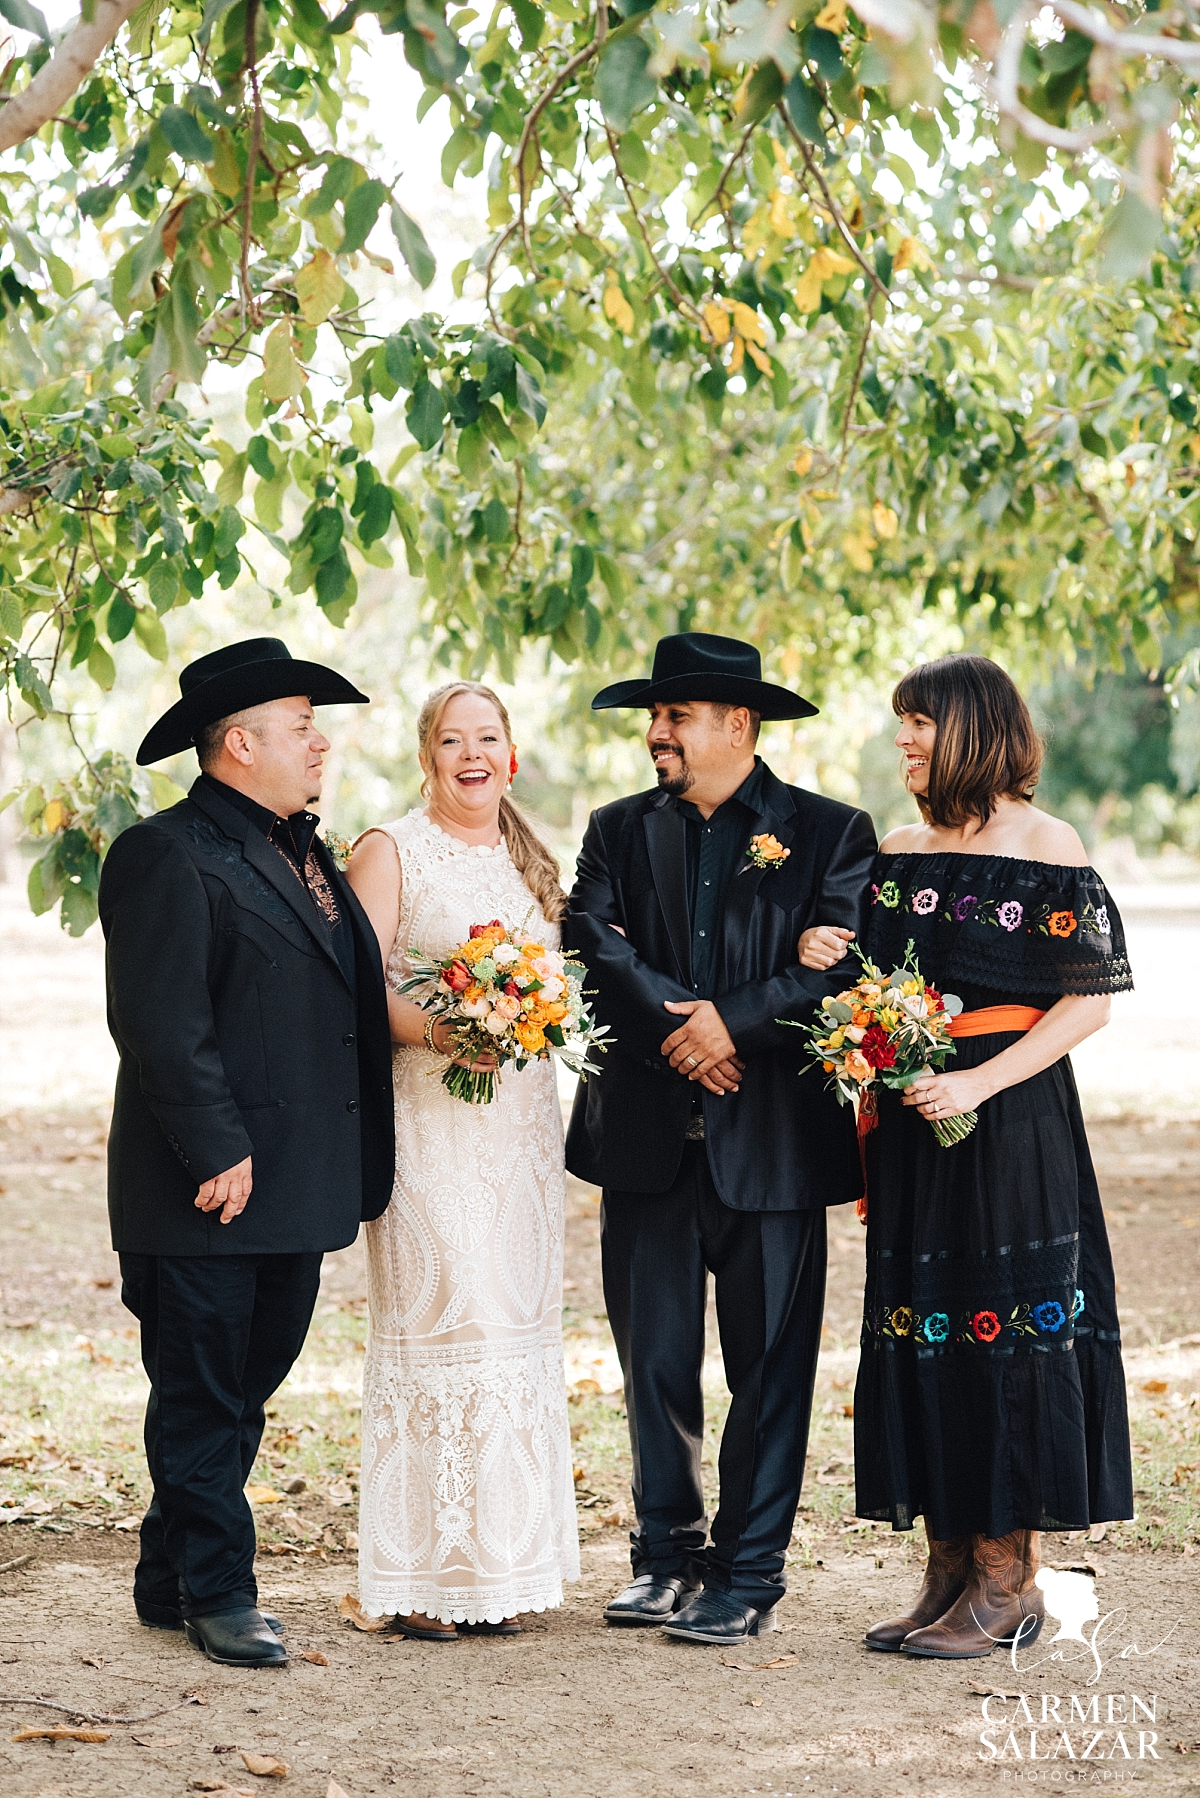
[
  {"xmin": 742, "ymin": 832, "xmax": 790, "ymax": 873},
  {"xmin": 323, "ymin": 828, "xmax": 353, "ymax": 869}
]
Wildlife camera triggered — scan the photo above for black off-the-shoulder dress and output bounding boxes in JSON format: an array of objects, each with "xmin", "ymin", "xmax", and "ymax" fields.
[{"xmin": 853, "ymin": 852, "xmax": 1135, "ymax": 1540}]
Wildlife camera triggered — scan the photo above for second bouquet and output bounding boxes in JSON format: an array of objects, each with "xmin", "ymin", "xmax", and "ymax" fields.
[{"xmin": 397, "ymin": 918, "xmax": 608, "ymax": 1104}]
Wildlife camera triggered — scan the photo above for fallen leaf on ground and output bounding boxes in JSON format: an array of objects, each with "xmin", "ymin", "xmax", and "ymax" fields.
[
  {"xmin": 326, "ymin": 1482, "xmax": 353, "ymax": 1507},
  {"xmin": 1087, "ymin": 1522, "xmax": 1107, "ymax": 1541},
  {"xmin": 245, "ymin": 1485, "xmax": 283, "ymax": 1505},
  {"xmin": 133, "ymin": 1735, "xmax": 183, "ymax": 1747},
  {"xmin": 12, "ymin": 1725, "xmax": 111, "ymax": 1742},
  {"xmin": 113, "ymin": 1516, "xmax": 140, "ymax": 1530},
  {"xmin": 755, "ymin": 1654, "xmax": 797, "ymax": 1669},
  {"xmin": 968, "ymin": 1680, "xmax": 1026, "ymax": 1699},
  {"xmin": 746, "ymin": 1696, "xmax": 763, "ymax": 1707},
  {"xmin": 81, "ymin": 1653, "xmax": 105, "ymax": 1668},
  {"xmin": 242, "ymin": 1751, "xmax": 289, "ymax": 1776},
  {"xmin": 337, "ymin": 1593, "xmax": 388, "ymax": 1632},
  {"xmin": 300, "ymin": 1649, "xmax": 329, "ymax": 1665},
  {"xmin": 1142, "ymin": 1379, "xmax": 1169, "ymax": 1394},
  {"xmin": 327, "ymin": 1782, "xmax": 352, "ymax": 1798}
]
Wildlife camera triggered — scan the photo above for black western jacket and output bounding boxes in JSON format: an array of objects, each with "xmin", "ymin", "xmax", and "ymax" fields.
[
  {"xmin": 99, "ymin": 778, "xmax": 394, "ymax": 1255},
  {"xmin": 564, "ymin": 766, "xmax": 876, "ymax": 1210}
]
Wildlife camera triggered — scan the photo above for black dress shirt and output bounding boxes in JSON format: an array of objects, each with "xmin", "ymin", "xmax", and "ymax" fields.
[
  {"xmin": 676, "ymin": 759, "xmax": 766, "ymax": 999},
  {"xmin": 198, "ymin": 773, "xmax": 355, "ymax": 987}
]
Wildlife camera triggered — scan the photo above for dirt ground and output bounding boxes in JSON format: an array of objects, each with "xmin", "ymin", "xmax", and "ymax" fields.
[{"xmin": 1, "ymin": 1114, "xmax": 1199, "ymax": 1798}]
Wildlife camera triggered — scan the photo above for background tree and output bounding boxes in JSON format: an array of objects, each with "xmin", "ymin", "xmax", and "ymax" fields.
[{"xmin": 4, "ymin": 0, "xmax": 1200, "ymax": 928}]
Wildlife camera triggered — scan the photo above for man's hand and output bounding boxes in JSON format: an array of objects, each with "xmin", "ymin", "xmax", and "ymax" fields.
[
  {"xmin": 798, "ymin": 925, "xmax": 855, "ymax": 971},
  {"xmin": 195, "ymin": 1155, "xmax": 254, "ymax": 1225},
  {"xmin": 662, "ymin": 1000, "xmax": 740, "ymax": 1091}
]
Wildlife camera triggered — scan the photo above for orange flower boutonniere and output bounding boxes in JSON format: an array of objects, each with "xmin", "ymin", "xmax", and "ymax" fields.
[{"xmin": 743, "ymin": 832, "xmax": 791, "ymax": 873}]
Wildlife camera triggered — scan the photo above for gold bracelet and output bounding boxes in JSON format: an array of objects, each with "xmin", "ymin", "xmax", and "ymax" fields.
[{"xmin": 424, "ymin": 1014, "xmax": 445, "ymax": 1057}]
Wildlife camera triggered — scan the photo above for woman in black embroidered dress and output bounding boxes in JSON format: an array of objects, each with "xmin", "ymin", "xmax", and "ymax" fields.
[{"xmin": 800, "ymin": 655, "xmax": 1133, "ymax": 1659}]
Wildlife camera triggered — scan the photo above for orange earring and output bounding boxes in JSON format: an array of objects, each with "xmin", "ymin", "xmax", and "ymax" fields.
[{"xmin": 509, "ymin": 747, "xmax": 519, "ymax": 785}]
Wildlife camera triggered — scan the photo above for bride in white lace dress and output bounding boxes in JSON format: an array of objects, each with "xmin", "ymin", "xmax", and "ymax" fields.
[{"xmin": 345, "ymin": 682, "xmax": 579, "ymax": 1638}]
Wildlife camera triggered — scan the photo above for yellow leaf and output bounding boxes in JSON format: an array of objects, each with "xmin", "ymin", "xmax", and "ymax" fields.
[
  {"xmin": 872, "ymin": 501, "xmax": 899, "ymax": 540},
  {"xmin": 841, "ymin": 530, "xmax": 874, "ymax": 573},
  {"xmin": 703, "ymin": 300, "xmax": 731, "ymax": 344},
  {"xmin": 746, "ymin": 339, "xmax": 772, "ymax": 374},
  {"xmin": 261, "ymin": 322, "xmax": 307, "ymax": 403},
  {"xmin": 791, "ymin": 447, "xmax": 813, "ymax": 476},
  {"xmin": 295, "ymin": 249, "xmax": 345, "ymax": 326},
  {"xmin": 603, "ymin": 282, "xmax": 634, "ymax": 334},
  {"xmin": 813, "ymin": 245, "xmax": 857, "ymax": 279},
  {"xmin": 42, "ymin": 798, "xmax": 65, "ymax": 833},
  {"xmin": 245, "ymin": 1483, "xmax": 283, "ymax": 1504},
  {"xmin": 844, "ymin": 194, "xmax": 863, "ymax": 232},
  {"xmin": 894, "ymin": 235, "xmax": 935, "ymax": 274},
  {"xmin": 769, "ymin": 190, "xmax": 796, "ymax": 240},
  {"xmin": 771, "ymin": 140, "xmax": 791, "ymax": 174},
  {"xmin": 730, "ymin": 301, "xmax": 766, "ymax": 345},
  {"xmin": 794, "ymin": 245, "xmax": 857, "ymax": 313},
  {"xmin": 728, "ymin": 334, "xmax": 745, "ymax": 374},
  {"xmin": 210, "ymin": 130, "xmax": 242, "ymax": 200},
  {"xmin": 815, "ymin": 0, "xmax": 847, "ymax": 28}
]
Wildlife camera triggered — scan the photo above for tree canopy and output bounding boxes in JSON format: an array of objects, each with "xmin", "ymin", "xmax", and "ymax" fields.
[{"xmin": 5, "ymin": 0, "xmax": 1200, "ymax": 929}]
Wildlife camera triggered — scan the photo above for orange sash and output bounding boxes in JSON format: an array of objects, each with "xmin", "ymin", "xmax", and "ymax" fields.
[
  {"xmin": 854, "ymin": 1005, "xmax": 1046, "ymax": 1224},
  {"xmin": 947, "ymin": 1005, "xmax": 1046, "ymax": 1038}
]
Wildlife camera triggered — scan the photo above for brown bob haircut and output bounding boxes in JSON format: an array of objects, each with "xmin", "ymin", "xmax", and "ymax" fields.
[{"xmin": 892, "ymin": 654, "xmax": 1043, "ymax": 829}]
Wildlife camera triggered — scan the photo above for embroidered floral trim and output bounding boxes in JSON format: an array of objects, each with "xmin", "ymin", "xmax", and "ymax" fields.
[
  {"xmin": 871, "ymin": 881, "xmax": 1111, "ymax": 944},
  {"xmin": 867, "ymin": 1288, "xmax": 1086, "ymax": 1346}
]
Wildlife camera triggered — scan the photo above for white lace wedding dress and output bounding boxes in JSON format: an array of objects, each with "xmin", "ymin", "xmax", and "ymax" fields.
[{"xmin": 357, "ymin": 810, "xmax": 580, "ymax": 1624}]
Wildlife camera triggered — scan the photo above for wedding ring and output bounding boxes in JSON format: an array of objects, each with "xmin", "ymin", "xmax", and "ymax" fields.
[{"xmin": 686, "ymin": 1054, "xmax": 698, "ymax": 1067}]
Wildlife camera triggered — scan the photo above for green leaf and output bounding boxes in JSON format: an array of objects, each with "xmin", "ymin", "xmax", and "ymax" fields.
[
  {"xmin": 358, "ymin": 481, "xmax": 394, "ymax": 545},
  {"xmin": 514, "ymin": 362, "xmax": 546, "ymax": 427},
  {"xmin": 50, "ymin": 467, "xmax": 82, "ymax": 502},
  {"xmin": 784, "ymin": 74, "xmax": 825, "ymax": 145},
  {"xmin": 28, "ymin": 844, "xmax": 63, "ymax": 916},
  {"xmin": 390, "ymin": 201, "xmax": 436, "ymax": 290},
  {"xmin": 597, "ymin": 36, "xmax": 657, "ymax": 135},
  {"xmin": 0, "ymin": 0, "xmax": 49, "ymax": 43},
  {"xmin": 158, "ymin": 105, "xmax": 216, "ymax": 164},
  {"xmin": 61, "ymin": 880, "xmax": 98, "ymax": 937},
  {"xmin": 481, "ymin": 495, "xmax": 510, "ymax": 543},
  {"xmin": 198, "ymin": 0, "xmax": 238, "ymax": 37},
  {"xmin": 1099, "ymin": 192, "xmax": 1162, "ymax": 285},
  {"xmin": 385, "ymin": 333, "xmax": 417, "ymax": 389},
  {"xmin": 340, "ymin": 178, "xmax": 388, "ymax": 255},
  {"xmin": 133, "ymin": 608, "xmax": 169, "ymax": 662},
  {"xmin": 87, "ymin": 641, "xmax": 116, "ymax": 690},
  {"xmin": 148, "ymin": 770, "xmax": 188, "ymax": 810},
  {"xmin": 510, "ymin": 0, "xmax": 543, "ymax": 48},
  {"xmin": 95, "ymin": 791, "xmax": 138, "ymax": 842},
  {"xmin": 0, "ymin": 589, "xmax": 21, "ymax": 639},
  {"xmin": 129, "ymin": 459, "xmax": 164, "ymax": 497},
  {"xmin": 407, "ymin": 379, "xmax": 446, "ymax": 450},
  {"xmin": 148, "ymin": 560, "xmax": 180, "ymax": 613}
]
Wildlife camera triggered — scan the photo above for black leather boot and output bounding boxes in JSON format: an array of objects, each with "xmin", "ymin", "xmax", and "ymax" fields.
[
  {"xmin": 184, "ymin": 1608, "xmax": 289, "ymax": 1666},
  {"xmin": 604, "ymin": 1572, "xmax": 702, "ymax": 1626},
  {"xmin": 661, "ymin": 1587, "xmax": 778, "ymax": 1645}
]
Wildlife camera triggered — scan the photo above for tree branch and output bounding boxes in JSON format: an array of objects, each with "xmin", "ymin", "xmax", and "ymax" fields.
[
  {"xmin": 776, "ymin": 105, "xmax": 889, "ymax": 301},
  {"xmin": 604, "ymin": 124, "xmax": 703, "ymax": 328},
  {"xmin": 0, "ymin": 0, "xmax": 146, "ymax": 155},
  {"xmin": 990, "ymin": 1, "xmax": 1105, "ymax": 152},
  {"xmin": 239, "ymin": 0, "xmax": 264, "ymax": 331}
]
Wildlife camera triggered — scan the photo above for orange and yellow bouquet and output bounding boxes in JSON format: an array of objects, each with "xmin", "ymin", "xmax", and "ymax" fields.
[
  {"xmin": 788, "ymin": 940, "xmax": 975, "ymax": 1147},
  {"xmin": 398, "ymin": 919, "xmax": 608, "ymax": 1104}
]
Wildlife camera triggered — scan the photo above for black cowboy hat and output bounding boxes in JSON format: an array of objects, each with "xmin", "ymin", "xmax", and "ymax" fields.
[
  {"xmin": 591, "ymin": 631, "xmax": 817, "ymax": 720},
  {"xmin": 137, "ymin": 637, "xmax": 370, "ymax": 766}
]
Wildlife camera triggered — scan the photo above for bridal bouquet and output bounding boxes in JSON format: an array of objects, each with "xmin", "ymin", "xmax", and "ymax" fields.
[
  {"xmin": 788, "ymin": 940, "xmax": 975, "ymax": 1147},
  {"xmin": 397, "ymin": 919, "xmax": 608, "ymax": 1104}
]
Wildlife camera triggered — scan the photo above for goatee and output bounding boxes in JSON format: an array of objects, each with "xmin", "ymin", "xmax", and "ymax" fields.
[{"xmin": 655, "ymin": 760, "xmax": 694, "ymax": 797}]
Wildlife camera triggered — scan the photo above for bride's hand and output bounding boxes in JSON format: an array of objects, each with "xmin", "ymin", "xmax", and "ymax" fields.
[{"xmin": 431, "ymin": 1019, "xmax": 498, "ymax": 1071}]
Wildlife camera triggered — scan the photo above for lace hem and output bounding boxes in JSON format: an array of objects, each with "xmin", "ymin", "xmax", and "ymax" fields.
[{"xmin": 357, "ymin": 1573, "xmax": 571, "ymax": 1626}]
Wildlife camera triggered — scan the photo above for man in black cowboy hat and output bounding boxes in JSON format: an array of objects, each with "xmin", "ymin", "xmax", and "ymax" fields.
[
  {"xmin": 98, "ymin": 638, "xmax": 394, "ymax": 1667},
  {"xmin": 566, "ymin": 632, "xmax": 876, "ymax": 1644}
]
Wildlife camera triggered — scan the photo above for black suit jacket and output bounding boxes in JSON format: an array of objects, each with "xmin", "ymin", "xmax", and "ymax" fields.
[
  {"xmin": 99, "ymin": 779, "xmax": 394, "ymax": 1256},
  {"xmin": 564, "ymin": 766, "xmax": 876, "ymax": 1210}
]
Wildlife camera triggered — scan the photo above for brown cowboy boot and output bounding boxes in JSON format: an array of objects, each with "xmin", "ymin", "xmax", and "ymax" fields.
[
  {"xmin": 862, "ymin": 1533, "xmax": 974, "ymax": 1652},
  {"xmin": 901, "ymin": 1529, "xmax": 1044, "ymax": 1658}
]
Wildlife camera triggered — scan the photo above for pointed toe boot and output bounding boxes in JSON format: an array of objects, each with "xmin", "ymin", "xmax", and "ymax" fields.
[
  {"xmin": 902, "ymin": 1529, "xmax": 1045, "ymax": 1659},
  {"xmin": 863, "ymin": 1534, "xmax": 974, "ymax": 1653}
]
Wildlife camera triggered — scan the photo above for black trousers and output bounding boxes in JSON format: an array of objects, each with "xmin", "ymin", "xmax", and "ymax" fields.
[
  {"xmin": 120, "ymin": 1251, "xmax": 323, "ymax": 1619},
  {"xmin": 602, "ymin": 1143, "xmax": 827, "ymax": 1609}
]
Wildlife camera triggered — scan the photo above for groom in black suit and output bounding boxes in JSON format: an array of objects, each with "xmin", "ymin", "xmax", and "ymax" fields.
[
  {"xmin": 99, "ymin": 639, "xmax": 394, "ymax": 1666},
  {"xmin": 566, "ymin": 633, "xmax": 876, "ymax": 1644}
]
